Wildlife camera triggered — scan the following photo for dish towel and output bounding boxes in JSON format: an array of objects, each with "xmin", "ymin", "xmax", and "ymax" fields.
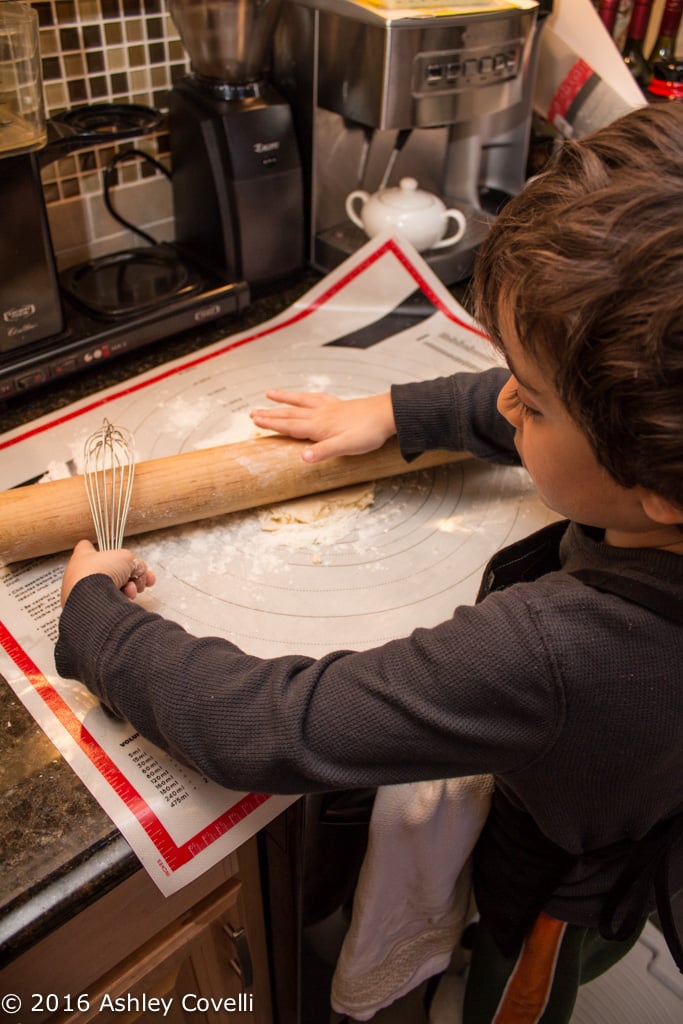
[{"xmin": 331, "ymin": 774, "xmax": 494, "ymax": 1021}]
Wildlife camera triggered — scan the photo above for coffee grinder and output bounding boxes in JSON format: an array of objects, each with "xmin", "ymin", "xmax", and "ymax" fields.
[
  {"xmin": 168, "ymin": 0, "xmax": 305, "ymax": 285},
  {"xmin": 273, "ymin": 0, "xmax": 541, "ymax": 284}
]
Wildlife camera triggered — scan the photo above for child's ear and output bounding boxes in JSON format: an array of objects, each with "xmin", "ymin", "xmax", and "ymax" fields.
[{"xmin": 639, "ymin": 490, "xmax": 683, "ymax": 525}]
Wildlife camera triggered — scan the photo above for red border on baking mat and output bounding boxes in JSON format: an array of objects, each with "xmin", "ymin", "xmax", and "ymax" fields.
[{"xmin": 0, "ymin": 618, "xmax": 269, "ymax": 873}]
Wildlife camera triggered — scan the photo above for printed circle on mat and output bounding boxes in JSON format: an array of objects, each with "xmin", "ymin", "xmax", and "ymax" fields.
[{"xmin": 133, "ymin": 459, "xmax": 553, "ymax": 657}]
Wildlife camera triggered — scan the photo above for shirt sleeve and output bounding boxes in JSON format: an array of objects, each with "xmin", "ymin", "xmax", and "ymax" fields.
[
  {"xmin": 391, "ymin": 367, "xmax": 519, "ymax": 465},
  {"xmin": 55, "ymin": 572, "xmax": 563, "ymax": 795}
]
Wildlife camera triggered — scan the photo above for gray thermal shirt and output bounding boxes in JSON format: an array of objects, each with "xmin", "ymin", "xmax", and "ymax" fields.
[{"xmin": 55, "ymin": 368, "xmax": 683, "ymax": 928}]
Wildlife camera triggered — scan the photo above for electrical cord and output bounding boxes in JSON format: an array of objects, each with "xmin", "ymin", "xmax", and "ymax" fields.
[{"xmin": 102, "ymin": 147, "xmax": 172, "ymax": 246}]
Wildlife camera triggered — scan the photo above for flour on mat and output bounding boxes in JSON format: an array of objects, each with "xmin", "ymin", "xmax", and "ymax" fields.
[
  {"xmin": 137, "ymin": 483, "xmax": 381, "ymax": 579},
  {"xmin": 189, "ymin": 411, "xmax": 376, "ymax": 550},
  {"xmin": 132, "ymin": 408, "xmax": 379, "ymax": 569},
  {"xmin": 191, "ymin": 410, "xmax": 273, "ymax": 450},
  {"xmin": 166, "ymin": 394, "xmax": 215, "ymax": 432}
]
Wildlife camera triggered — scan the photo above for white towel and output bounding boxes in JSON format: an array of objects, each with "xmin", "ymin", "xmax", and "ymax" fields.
[{"xmin": 331, "ymin": 775, "xmax": 494, "ymax": 1021}]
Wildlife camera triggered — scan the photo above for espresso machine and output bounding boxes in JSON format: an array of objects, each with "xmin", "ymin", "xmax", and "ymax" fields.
[
  {"xmin": 273, "ymin": 0, "xmax": 541, "ymax": 284},
  {"xmin": 168, "ymin": 0, "xmax": 305, "ymax": 284}
]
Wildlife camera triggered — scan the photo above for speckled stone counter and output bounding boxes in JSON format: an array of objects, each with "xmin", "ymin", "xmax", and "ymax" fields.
[{"xmin": 0, "ymin": 274, "xmax": 315, "ymax": 968}]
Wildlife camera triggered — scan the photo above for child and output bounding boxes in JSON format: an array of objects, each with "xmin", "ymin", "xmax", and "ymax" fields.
[{"xmin": 57, "ymin": 104, "xmax": 683, "ymax": 1023}]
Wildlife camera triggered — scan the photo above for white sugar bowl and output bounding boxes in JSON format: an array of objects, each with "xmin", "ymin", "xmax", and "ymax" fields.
[{"xmin": 345, "ymin": 177, "xmax": 467, "ymax": 252}]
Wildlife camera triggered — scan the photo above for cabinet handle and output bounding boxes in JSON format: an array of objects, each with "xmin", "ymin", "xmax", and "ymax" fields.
[{"xmin": 222, "ymin": 922, "xmax": 254, "ymax": 989}]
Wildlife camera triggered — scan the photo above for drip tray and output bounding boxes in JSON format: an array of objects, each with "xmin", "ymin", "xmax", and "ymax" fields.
[{"xmin": 60, "ymin": 245, "xmax": 203, "ymax": 320}]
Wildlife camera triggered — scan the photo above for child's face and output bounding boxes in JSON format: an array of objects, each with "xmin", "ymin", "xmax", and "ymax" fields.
[{"xmin": 494, "ymin": 306, "xmax": 659, "ymax": 545}]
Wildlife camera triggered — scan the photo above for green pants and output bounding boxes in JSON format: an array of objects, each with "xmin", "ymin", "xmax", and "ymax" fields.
[{"xmin": 462, "ymin": 911, "xmax": 645, "ymax": 1023}]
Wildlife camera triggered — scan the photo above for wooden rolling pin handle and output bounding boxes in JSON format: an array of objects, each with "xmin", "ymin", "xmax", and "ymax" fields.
[{"xmin": 0, "ymin": 435, "xmax": 468, "ymax": 565}]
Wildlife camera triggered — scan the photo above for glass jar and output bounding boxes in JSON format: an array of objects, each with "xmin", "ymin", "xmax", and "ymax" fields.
[{"xmin": 0, "ymin": 1, "xmax": 46, "ymax": 157}]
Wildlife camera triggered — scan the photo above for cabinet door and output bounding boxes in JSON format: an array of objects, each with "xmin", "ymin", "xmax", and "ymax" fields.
[
  {"xmin": 1, "ymin": 839, "xmax": 273, "ymax": 1024},
  {"xmin": 59, "ymin": 874, "xmax": 268, "ymax": 1024}
]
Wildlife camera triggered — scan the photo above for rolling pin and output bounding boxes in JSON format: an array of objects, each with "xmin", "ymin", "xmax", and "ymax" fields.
[{"xmin": 0, "ymin": 435, "xmax": 469, "ymax": 565}]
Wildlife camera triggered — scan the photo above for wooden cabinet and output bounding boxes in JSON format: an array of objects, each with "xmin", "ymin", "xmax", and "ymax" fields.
[{"xmin": 0, "ymin": 837, "xmax": 272, "ymax": 1024}]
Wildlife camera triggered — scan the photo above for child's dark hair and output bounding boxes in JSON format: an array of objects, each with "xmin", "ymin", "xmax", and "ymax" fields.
[{"xmin": 472, "ymin": 104, "xmax": 683, "ymax": 512}]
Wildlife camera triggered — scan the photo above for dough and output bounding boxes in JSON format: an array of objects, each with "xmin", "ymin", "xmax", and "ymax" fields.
[{"xmin": 258, "ymin": 482, "xmax": 375, "ymax": 532}]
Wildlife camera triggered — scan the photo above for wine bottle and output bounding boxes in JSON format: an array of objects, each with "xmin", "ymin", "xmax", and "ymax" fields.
[
  {"xmin": 648, "ymin": 0, "xmax": 683, "ymax": 71},
  {"xmin": 596, "ymin": 0, "xmax": 620, "ymax": 35},
  {"xmin": 622, "ymin": 0, "xmax": 655, "ymax": 85}
]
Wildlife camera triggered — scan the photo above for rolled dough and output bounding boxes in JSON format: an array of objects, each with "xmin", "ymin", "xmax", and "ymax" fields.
[{"xmin": 258, "ymin": 482, "xmax": 375, "ymax": 532}]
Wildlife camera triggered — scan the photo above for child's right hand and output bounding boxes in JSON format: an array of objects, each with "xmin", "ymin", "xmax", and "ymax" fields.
[
  {"xmin": 61, "ymin": 539, "xmax": 155, "ymax": 607},
  {"xmin": 250, "ymin": 390, "xmax": 396, "ymax": 463}
]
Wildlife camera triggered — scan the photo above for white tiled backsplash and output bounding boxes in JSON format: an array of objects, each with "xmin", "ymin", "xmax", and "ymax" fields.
[{"xmin": 30, "ymin": 0, "xmax": 190, "ymax": 269}]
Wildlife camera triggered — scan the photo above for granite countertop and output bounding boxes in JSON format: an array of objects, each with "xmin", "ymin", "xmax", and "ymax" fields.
[{"xmin": 0, "ymin": 273, "xmax": 315, "ymax": 967}]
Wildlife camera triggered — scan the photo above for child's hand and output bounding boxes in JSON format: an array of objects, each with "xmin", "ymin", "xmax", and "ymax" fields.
[
  {"xmin": 61, "ymin": 539, "xmax": 156, "ymax": 607},
  {"xmin": 250, "ymin": 390, "xmax": 396, "ymax": 463}
]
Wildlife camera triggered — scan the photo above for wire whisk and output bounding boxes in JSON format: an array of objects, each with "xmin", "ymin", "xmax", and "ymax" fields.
[{"xmin": 83, "ymin": 418, "xmax": 136, "ymax": 550}]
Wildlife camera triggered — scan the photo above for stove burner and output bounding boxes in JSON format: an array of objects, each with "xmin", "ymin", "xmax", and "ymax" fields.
[{"xmin": 60, "ymin": 245, "xmax": 203, "ymax": 320}]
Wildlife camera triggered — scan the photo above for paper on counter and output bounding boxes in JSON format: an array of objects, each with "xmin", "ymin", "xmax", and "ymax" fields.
[
  {"xmin": 547, "ymin": 0, "xmax": 645, "ymax": 105},
  {"xmin": 534, "ymin": 0, "xmax": 646, "ymax": 139}
]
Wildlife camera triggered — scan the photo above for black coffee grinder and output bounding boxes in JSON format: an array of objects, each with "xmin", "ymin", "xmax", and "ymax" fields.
[{"xmin": 168, "ymin": 0, "xmax": 305, "ymax": 285}]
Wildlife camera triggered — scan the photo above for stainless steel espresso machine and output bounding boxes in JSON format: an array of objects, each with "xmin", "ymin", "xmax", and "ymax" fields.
[
  {"xmin": 168, "ymin": 0, "xmax": 305, "ymax": 285},
  {"xmin": 273, "ymin": 0, "xmax": 541, "ymax": 284}
]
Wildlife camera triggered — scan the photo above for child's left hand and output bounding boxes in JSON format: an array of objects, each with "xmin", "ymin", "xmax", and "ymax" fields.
[{"xmin": 61, "ymin": 539, "xmax": 156, "ymax": 607}]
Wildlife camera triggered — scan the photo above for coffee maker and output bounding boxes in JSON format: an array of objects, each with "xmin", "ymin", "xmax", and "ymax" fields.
[
  {"xmin": 273, "ymin": 0, "xmax": 541, "ymax": 284},
  {"xmin": 0, "ymin": 2, "xmax": 62, "ymax": 355},
  {"xmin": 0, "ymin": 99, "xmax": 250, "ymax": 399},
  {"xmin": 0, "ymin": 1, "xmax": 251, "ymax": 400},
  {"xmin": 168, "ymin": 0, "xmax": 305, "ymax": 284}
]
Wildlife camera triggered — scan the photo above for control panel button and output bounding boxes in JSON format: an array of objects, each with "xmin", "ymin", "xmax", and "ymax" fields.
[
  {"xmin": 414, "ymin": 41, "xmax": 522, "ymax": 96},
  {"xmin": 17, "ymin": 371, "xmax": 46, "ymax": 390},
  {"xmin": 52, "ymin": 358, "xmax": 77, "ymax": 377}
]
